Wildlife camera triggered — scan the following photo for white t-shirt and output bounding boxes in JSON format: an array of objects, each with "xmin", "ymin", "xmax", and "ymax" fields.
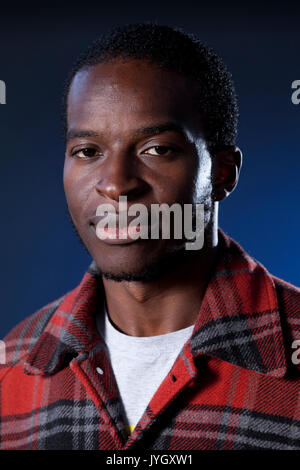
[{"xmin": 96, "ymin": 303, "xmax": 194, "ymax": 436}]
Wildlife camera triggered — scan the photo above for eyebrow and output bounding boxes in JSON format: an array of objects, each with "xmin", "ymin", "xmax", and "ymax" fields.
[
  {"xmin": 66, "ymin": 129, "xmax": 100, "ymax": 141},
  {"xmin": 66, "ymin": 122, "xmax": 188, "ymax": 142},
  {"xmin": 133, "ymin": 122, "xmax": 187, "ymax": 138}
]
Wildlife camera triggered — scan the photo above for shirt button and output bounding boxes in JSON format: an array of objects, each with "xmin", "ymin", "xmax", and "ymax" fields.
[{"xmin": 96, "ymin": 367, "xmax": 104, "ymax": 375}]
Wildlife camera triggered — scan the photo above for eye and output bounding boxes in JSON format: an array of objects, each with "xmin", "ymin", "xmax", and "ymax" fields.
[
  {"xmin": 143, "ymin": 145, "xmax": 175, "ymax": 156},
  {"xmin": 71, "ymin": 147, "xmax": 100, "ymax": 159}
]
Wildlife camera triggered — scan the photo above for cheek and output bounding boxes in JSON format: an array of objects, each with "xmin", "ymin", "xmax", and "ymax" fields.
[
  {"xmin": 63, "ymin": 162, "xmax": 90, "ymax": 219},
  {"xmin": 63, "ymin": 162, "xmax": 76, "ymax": 206},
  {"xmin": 193, "ymin": 152, "xmax": 213, "ymax": 203},
  {"xmin": 155, "ymin": 158, "xmax": 199, "ymax": 204}
]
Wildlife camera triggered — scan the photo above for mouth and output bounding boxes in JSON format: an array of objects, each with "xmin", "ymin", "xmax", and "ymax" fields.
[
  {"xmin": 93, "ymin": 224, "xmax": 143, "ymax": 245},
  {"xmin": 89, "ymin": 211, "xmax": 160, "ymax": 245},
  {"xmin": 89, "ymin": 218, "xmax": 152, "ymax": 245}
]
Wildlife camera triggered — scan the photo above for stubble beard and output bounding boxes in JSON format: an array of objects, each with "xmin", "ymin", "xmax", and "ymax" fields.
[{"xmin": 65, "ymin": 199, "xmax": 213, "ymax": 283}]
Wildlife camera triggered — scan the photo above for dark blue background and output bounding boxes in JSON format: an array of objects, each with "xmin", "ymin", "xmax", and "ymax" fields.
[{"xmin": 1, "ymin": 1, "xmax": 299, "ymax": 338}]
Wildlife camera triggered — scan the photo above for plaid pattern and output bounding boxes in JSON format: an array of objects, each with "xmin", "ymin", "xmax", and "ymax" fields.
[{"xmin": 0, "ymin": 229, "xmax": 299, "ymax": 450}]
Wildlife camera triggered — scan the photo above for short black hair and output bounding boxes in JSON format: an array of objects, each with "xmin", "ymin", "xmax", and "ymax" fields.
[{"xmin": 62, "ymin": 22, "xmax": 238, "ymax": 151}]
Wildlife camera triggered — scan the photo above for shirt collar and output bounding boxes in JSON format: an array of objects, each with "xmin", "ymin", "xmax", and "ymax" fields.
[
  {"xmin": 189, "ymin": 230, "xmax": 287, "ymax": 378},
  {"xmin": 24, "ymin": 229, "xmax": 287, "ymax": 378}
]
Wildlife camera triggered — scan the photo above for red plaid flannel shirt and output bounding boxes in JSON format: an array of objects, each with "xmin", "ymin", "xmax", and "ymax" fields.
[{"xmin": 1, "ymin": 229, "xmax": 299, "ymax": 450}]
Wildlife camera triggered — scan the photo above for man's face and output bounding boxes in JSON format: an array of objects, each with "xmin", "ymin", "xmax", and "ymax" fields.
[{"xmin": 63, "ymin": 58, "xmax": 214, "ymax": 280}]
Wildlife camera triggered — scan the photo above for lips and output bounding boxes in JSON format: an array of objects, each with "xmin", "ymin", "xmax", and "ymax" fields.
[
  {"xmin": 98, "ymin": 224, "xmax": 141, "ymax": 239},
  {"xmin": 89, "ymin": 212, "xmax": 150, "ymax": 245},
  {"xmin": 89, "ymin": 212, "xmax": 146, "ymax": 227},
  {"xmin": 88, "ymin": 204, "xmax": 164, "ymax": 246},
  {"xmin": 91, "ymin": 223, "xmax": 150, "ymax": 245}
]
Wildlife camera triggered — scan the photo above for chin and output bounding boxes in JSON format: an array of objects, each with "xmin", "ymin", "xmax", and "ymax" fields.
[
  {"xmin": 96, "ymin": 257, "xmax": 161, "ymax": 283},
  {"xmin": 101, "ymin": 270, "xmax": 159, "ymax": 283},
  {"xmin": 98, "ymin": 243, "xmax": 188, "ymax": 283}
]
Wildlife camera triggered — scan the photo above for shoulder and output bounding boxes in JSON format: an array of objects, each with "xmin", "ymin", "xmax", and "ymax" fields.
[
  {"xmin": 0, "ymin": 293, "xmax": 68, "ymax": 378},
  {"xmin": 272, "ymin": 275, "xmax": 300, "ymax": 343},
  {"xmin": 272, "ymin": 275, "xmax": 300, "ymax": 314}
]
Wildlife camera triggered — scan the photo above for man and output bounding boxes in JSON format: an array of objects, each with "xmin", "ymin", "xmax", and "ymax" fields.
[{"xmin": 0, "ymin": 23, "xmax": 299, "ymax": 451}]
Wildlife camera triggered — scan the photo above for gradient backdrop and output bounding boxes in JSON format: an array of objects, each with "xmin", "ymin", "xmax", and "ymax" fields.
[{"xmin": 1, "ymin": 1, "xmax": 299, "ymax": 338}]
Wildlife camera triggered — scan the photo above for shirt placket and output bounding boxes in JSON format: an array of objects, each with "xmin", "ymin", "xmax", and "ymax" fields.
[
  {"xmin": 124, "ymin": 343, "xmax": 198, "ymax": 450},
  {"xmin": 70, "ymin": 343, "xmax": 128, "ymax": 449}
]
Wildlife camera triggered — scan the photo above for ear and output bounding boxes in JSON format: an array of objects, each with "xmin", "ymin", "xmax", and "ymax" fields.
[{"xmin": 212, "ymin": 146, "xmax": 242, "ymax": 201}]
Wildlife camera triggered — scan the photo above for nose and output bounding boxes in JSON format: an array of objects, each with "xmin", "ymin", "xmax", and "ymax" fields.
[{"xmin": 95, "ymin": 150, "xmax": 147, "ymax": 202}]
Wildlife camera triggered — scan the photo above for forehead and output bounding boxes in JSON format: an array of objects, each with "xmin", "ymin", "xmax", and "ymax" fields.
[{"xmin": 67, "ymin": 59, "xmax": 202, "ymax": 135}]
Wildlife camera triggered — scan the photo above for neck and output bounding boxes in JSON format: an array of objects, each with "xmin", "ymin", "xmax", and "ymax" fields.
[{"xmin": 101, "ymin": 226, "xmax": 219, "ymax": 337}]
